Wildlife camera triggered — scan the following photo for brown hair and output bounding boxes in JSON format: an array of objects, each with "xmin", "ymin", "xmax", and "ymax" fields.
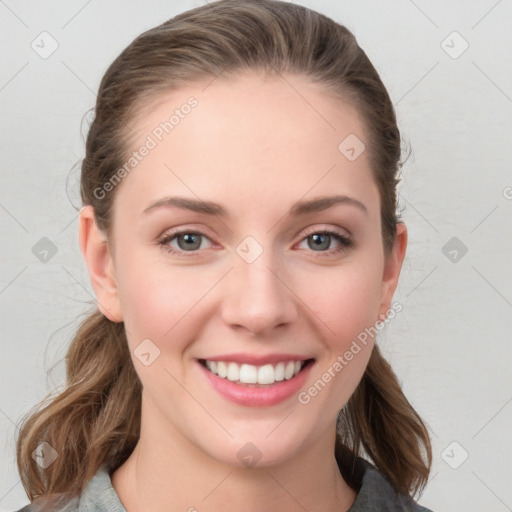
[{"xmin": 16, "ymin": 0, "xmax": 431, "ymax": 505}]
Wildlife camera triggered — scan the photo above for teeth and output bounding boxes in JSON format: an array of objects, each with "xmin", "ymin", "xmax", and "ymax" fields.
[
  {"xmin": 274, "ymin": 362, "xmax": 285, "ymax": 381},
  {"xmin": 227, "ymin": 362, "xmax": 239, "ymax": 381},
  {"xmin": 204, "ymin": 359, "xmax": 306, "ymax": 385},
  {"xmin": 284, "ymin": 361, "xmax": 295, "ymax": 380},
  {"xmin": 217, "ymin": 361, "xmax": 227, "ymax": 378},
  {"xmin": 257, "ymin": 364, "xmax": 274, "ymax": 385},
  {"xmin": 240, "ymin": 364, "xmax": 258, "ymax": 383}
]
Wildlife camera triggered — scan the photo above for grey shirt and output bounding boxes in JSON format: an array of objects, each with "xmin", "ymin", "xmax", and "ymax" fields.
[{"xmin": 15, "ymin": 459, "xmax": 434, "ymax": 511}]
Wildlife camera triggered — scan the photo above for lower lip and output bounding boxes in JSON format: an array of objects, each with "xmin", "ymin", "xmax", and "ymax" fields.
[{"xmin": 198, "ymin": 360, "xmax": 314, "ymax": 407}]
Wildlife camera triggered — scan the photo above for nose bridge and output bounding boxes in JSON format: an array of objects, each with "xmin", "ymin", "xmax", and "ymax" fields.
[{"xmin": 221, "ymin": 235, "xmax": 297, "ymax": 335}]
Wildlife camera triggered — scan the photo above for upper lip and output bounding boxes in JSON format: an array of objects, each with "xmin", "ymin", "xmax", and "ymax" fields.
[{"xmin": 198, "ymin": 353, "xmax": 315, "ymax": 365}]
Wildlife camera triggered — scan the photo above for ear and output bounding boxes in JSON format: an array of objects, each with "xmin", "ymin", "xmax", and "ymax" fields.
[
  {"xmin": 78, "ymin": 205, "xmax": 123, "ymax": 322},
  {"xmin": 377, "ymin": 222, "xmax": 407, "ymax": 322}
]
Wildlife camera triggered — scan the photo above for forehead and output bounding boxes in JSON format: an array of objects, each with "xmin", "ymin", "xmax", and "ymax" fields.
[{"xmin": 114, "ymin": 72, "xmax": 378, "ymax": 222}]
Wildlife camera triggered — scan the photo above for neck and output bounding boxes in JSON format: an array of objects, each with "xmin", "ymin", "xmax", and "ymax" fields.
[{"xmin": 111, "ymin": 401, "xmax": 357, "ymax": 512}]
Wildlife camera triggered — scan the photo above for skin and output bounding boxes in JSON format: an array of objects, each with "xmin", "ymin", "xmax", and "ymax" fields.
[{"xmin": 79, "ymin": 71, "xmax": 407, "ymax": 512}]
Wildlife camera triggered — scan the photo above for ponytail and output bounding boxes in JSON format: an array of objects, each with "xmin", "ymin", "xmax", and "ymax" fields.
[
  {"xmin": 15, "ymin": 310, "xmax": 141, "ymax": 503},
  {"xmin": 335, "ymin": 344, "xmax": 432, "ymax": 496}
]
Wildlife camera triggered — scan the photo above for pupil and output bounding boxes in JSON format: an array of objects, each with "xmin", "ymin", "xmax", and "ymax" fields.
[
  {"xmin": 311, "ymin": 233, "xmax": 329, "ymax": 251},
  {"xmin": 180, "ymin": 233, "xmax": 200, "ymax": 250}
]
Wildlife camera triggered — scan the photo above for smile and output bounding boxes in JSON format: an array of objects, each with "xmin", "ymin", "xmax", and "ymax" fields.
[
  {"xmin": 200, "ymin": 359, "xmax": 314, "ymax": 386},
  {"xmin": 197, "ymin": 357, "xmax": 316, "ymax": 407}
]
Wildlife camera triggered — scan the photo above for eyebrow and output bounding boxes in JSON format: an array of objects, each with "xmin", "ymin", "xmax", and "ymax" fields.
[{"xmin": 142, "ymin": 194, "xmax": 368, "ymax": 217}]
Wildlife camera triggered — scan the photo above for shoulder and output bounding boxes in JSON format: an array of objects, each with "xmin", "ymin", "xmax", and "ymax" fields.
[
  {"xmin": 13, "ymin": 465, "xmax": 125, "ymax": 512},
  {"xmin": 13, "ymin": 494, "xmax": 79, "ymax": 512},
  {"xmin": 348, "ymin": 458, "xmax": 435, "ymax": 512}
]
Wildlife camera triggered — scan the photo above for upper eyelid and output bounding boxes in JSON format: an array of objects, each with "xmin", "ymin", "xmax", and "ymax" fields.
[
  {"xmin": 158, "ymin": 227, "xmax": 214, "ymax": 244},
  {"xmin": 300, "ymin": 225, "xmax": 351, "ymax": 239}
]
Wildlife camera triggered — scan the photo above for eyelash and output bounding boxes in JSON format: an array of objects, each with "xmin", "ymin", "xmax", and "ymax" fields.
[{"xmin": 157, "ymin": 228, "xmax": 353, "ymax": 258}]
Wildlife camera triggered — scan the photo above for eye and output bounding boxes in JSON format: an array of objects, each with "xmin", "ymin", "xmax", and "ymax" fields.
[
  {"xmin": 296, "ymin": 229, "xmax": 353, "ymax": 256},
  {"xmin": 157, "ymin": 228, "xmax": 353, "ymax": 257},
  {"xmin": 158, "ymin": 229, "xmax": 213, "ymax": 256}
]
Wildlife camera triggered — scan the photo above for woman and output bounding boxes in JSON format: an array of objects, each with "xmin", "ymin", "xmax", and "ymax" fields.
[{"xmin": 15, "ymin": 1, "xmax": 434, "ymax": 510}]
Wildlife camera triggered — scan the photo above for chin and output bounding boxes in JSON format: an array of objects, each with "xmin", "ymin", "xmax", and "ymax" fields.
[{"xmin": 201, "ymin": 427, "xmax": 311, "ymax": 470}]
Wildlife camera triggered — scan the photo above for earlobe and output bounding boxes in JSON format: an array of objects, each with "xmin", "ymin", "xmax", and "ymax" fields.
[
  {"xmin": 378, "ymin": 222, "xmax": 407, "ymax": 320},
  {"xmin": 78, "ymin": 206, "xmax": 123, "ymax": 322}
]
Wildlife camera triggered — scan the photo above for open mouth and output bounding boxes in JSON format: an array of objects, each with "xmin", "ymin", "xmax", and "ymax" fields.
[{"xmin": 198, "ymin": 358, "xmax": 315, "ymax": 387}]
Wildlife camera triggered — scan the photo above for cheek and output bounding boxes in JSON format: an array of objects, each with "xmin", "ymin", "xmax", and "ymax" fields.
[
  {"xmin": 114, "ymin": 249, "xmax": 228, "ymax": 376},
  {"xmin": 114, "ymin": 250, "xmax": 192, "ymax": 347},
  {"xmin": 297, "ymin": 258, "xmax": 383, "ymax": 346},
  {"xmin": 295, "ymin": 265, "xmax": 380, "ymax": 411}
]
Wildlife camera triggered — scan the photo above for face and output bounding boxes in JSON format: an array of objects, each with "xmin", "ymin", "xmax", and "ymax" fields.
[{"xmin": 81, "ymin": 72, "xmax": 406, "ymax": 468}]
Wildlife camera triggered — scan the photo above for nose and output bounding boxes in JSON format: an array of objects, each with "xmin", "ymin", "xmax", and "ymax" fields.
[{"xmin": 220, "ymin": 246, "xmax": 298, "ymax": 337}]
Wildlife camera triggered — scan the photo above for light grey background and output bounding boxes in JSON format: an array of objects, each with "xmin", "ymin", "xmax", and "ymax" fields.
[{"xmin": 1, "ymin": 1, "xmax": 511, "ymax": 511}]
